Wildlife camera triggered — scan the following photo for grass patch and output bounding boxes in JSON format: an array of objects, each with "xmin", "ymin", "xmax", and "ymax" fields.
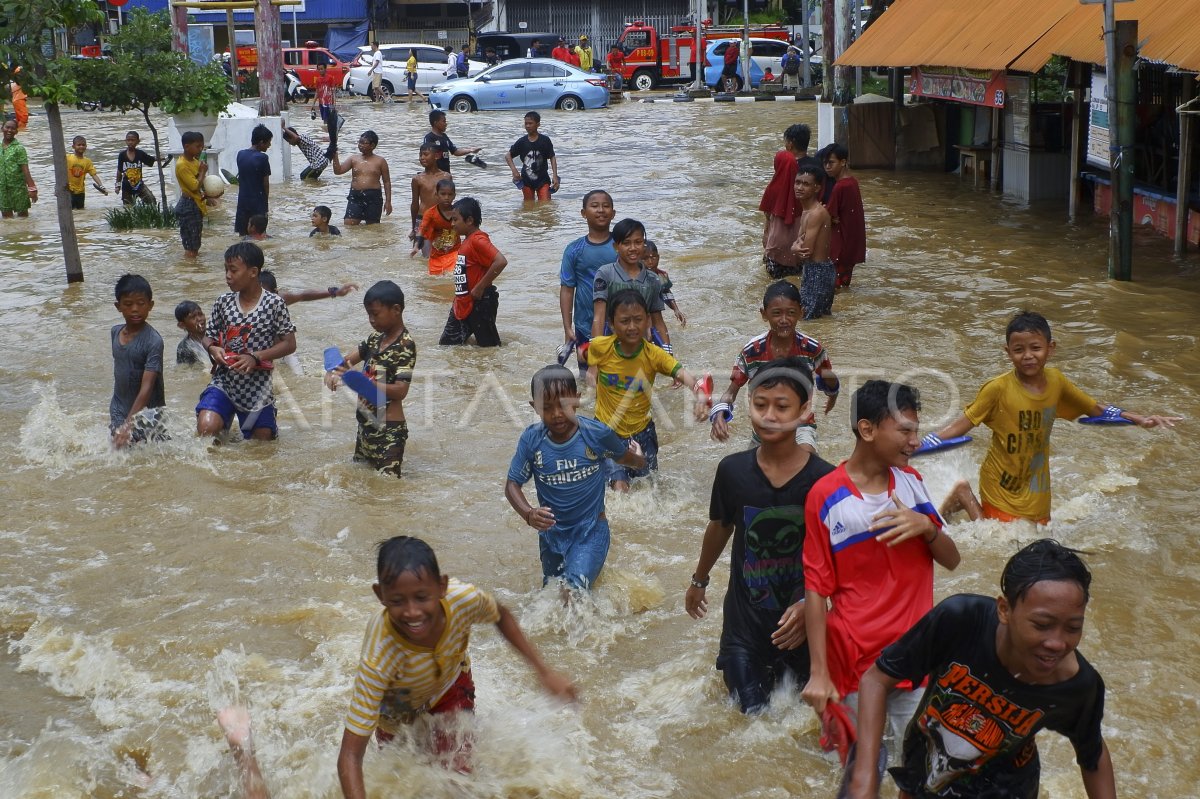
[{"xmin": 105, "ymin": 201, "xmax": 176, "ymax": 231}]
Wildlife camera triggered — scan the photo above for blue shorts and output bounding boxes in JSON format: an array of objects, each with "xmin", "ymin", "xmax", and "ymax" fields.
[
  {"xmin": 195, "ymin": 385, "xmax": 278, "ymax": 439},
  {"xmin": 406, "ymin": 73, "xmax": 418, "ymax": 91},
  {"xmin": 539, "ymin": 517, "xmax": 610, "ymax": 589},
  {"xmin": 604, "ymin": 420, "xmax": 658, "ymax": 484}
]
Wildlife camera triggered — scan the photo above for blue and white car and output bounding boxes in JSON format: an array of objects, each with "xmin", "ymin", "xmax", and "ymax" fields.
[
  {"xmin": 703, "ymin": 38, "xmax": 820, "ymax": 91},
  {"xmin": 427, "ymin": 58, "xmax": 609, "ymax": 112}
]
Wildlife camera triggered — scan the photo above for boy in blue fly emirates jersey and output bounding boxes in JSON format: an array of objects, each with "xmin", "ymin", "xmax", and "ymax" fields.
[{"xmin": 506, "ymin": 364, "xmax": 646, "ymax": 590}]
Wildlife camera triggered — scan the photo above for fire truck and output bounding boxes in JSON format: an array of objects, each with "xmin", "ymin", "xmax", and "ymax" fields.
[{"xmin": 614, "ymin": 20, "xmax": 791, "ymax": 91}]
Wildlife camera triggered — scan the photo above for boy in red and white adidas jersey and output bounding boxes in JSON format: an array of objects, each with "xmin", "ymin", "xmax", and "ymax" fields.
[{"xmin": 801, "ymin": 379, "xmax": 961, "ymax": 752}]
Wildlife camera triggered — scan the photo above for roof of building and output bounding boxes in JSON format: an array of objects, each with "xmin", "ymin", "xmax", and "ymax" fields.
[{"xmin": 837, "ymin": 0, "xmax": 1200, "ymax": 74}]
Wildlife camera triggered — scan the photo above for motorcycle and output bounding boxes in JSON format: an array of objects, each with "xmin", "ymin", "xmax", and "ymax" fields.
[{"xmin": 286, "ymin": 69, "xmax": 309, "ymax": 102}]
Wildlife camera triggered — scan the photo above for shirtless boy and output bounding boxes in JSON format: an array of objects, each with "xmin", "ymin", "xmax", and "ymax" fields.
[
  {"xmin": 792, "ymin": 164, "xmax": 835, "ymax": 320},
  {"xmin": 410, "ymin": 143, "xmax": 450, "ymax": 242},
  {"xmin": 332, "ymin": 130, "xmax": 392, "ymax": 226}
]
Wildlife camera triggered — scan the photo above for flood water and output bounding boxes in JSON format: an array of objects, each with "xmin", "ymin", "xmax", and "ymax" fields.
[{"xmin": 2, "ymin": 95, "xmax": 1198, "ymax": 798}]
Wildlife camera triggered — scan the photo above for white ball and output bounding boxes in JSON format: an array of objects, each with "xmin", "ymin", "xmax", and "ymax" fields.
[{"xmin": 202, "ymin": 174, "xmax": 225, "ymax": 198}]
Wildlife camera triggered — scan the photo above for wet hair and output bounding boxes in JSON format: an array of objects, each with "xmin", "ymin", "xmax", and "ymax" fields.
[
  {"xmin": 115, "ymin": 273, "xmax": 152, "ymax": 301},
  {"xmin": 581, "ymin": 189, "xmax": 612, "ymax": 208},
  {"xmin": 1006, "ymin": 310, "xmax": 1052, "ymax": 343},
  {"xmin": 784, "ymin": 123, "xmax": 811, "ymax": 151},
  {"xmin": 825, "ymin": 143, "xmax": 849, "ymax": 161},
  {"xmin": 850, "ymin": 379, "xmax": 921, "ymax": 437},
  {"xmin": 607, "ymin": 288, "xmax": 649, "ymax": 322},
  {"xmin": 435, "ymin": 178, "xmax": 455, "ymax": 193},
  {"xmin": 258, "ymin": 270, "xmax": 278, "ymax": 292},
  {"xmin": 531, "ymin": 364, "xmax": 578, "ymax": 402},
  {"xmin": 748, "ymin": 356, "xmax": 812, "ymax": 404},
  {"xmin": 312, "ymin": 205, "xmax": 332, "ymax": 222},
  {"xmin": 360, "ymin": 130, "xmax": 379, "ymax": 147},
  {"xmin": 250, "ymin": 124, "xmax": 273, "ymax": 146},
  {"xmin": 452, "ymin": 197, "xmax": 482, "ymax": 226},
  {"xmin": 611, "ymin": 218, "xmax": 646, "ymax": 245},
  {"xmin": 643, "ymin": 239, "xmax": 658, "ymax": 257},
  {"xmin": 762, "ymin": 280, "xmax": 802, "ymax": 308},
  {"xmin": 180, "ymin": 131, "xmax": 204, "ymax": 147},
  {"xmin": 225, "ymin": 241, "xmax": 265, "ymax": 270},
  {"xmin": 429, "ymin": 109, "xmax": 446, "ymax": 125},
  {"xmin": 1001, "ymin": 539, "xmax": 1092, "ymax": 606},
  {"xmin": 364, "ymin": 279, "xmax": 405, "ymax": 308},
  {"xmin": 247, "ymin": 214, "xmax": 268, "ymax": 234},
  {"xmin": 174, "ymin": 299, "xmax": 201, "ymax": 322},
  {"xmin": 125, "ymin": 130, "xmax": 140, "ymax": 140},
  {"xmin": 524, "ymin": 111, "xmax": 541, "ymax": 123},
  {"xmin": 419, "ymin": 143, "xmax": 436, "ymax": 155},
  {"xmin": 376, "ymin": 536, "xmax": 440, "ymax": 586},
  {"xmin": 797, "ymin": 163, "xmax": 824, "ymax": 184},
  {"xmin": 72, "ymin": 135, "xmax": 86, "ymax": 145}
]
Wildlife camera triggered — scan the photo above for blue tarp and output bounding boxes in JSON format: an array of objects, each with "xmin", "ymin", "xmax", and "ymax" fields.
[{"xmin": 325, "ymin": 21, "xmax": 368, "ymax": 63}]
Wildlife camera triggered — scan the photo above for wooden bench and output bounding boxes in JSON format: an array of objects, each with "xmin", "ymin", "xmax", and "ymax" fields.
[{"xmin": 955, "ymin": 145, "xmax": 992, "ymax": 188}]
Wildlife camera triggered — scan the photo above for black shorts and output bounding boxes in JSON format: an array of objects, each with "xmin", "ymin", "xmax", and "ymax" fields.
[
  {"xmin": 122, "ymin": 183, "xmax": 155, "ymax": 206},
  {"xmin": 345, "ymin": 188, "xmax": 383, "ymax": 224},
  {"xmin": 70, "ymin": 191, "xmax": 85, "ymax": 209},
  {"xmin": 722, "ymin": 61, "xmax": 739, "ymax": 78},
  {"xmin": 438, "ymin": 288, "xmax": 500, "ymax": 347},
  {"xmin": 717, "ymin": 637, "xmax": 810, "ymax": 714}
]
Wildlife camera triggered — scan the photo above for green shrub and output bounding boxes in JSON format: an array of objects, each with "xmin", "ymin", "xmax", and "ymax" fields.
[{"xmin": 105, "ymin": 201, "xmax": 177, "ymax": 231}]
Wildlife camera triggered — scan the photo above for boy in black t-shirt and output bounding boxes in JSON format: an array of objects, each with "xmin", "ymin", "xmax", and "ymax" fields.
[
  {"xmin": 685, "ymin": 357, "xmax": 834, "ymax": 714},
  {"xmin": 422, "ymin": 110, "xmax": 483, "ymax": 174},
  {"xmin": 505, "ymin": 111, "xmax": 558, "ymax": 202},
  {"xmin": 115, "ymin": 130, "xmax": 158, "ymax": 206},
  {"xmin": 846, "ymin": 539, "xmax": 1116, "ymax": 799}
]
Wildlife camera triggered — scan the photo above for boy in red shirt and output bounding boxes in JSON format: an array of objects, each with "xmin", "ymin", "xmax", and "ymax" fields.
[
  {"xmin": 438, "ymin": 197, "xmax": 508, "ymax": 347},
  {"xmin": 606, "ymin": 45, "xmax": 625, "ymax": 89},
  {"xmin": 802, "ymin": 380, "xmax": 960, "ymax": 751},
  {"xmin": 823, "ymin": 144, "xmax": 866, "ymax": 288}
]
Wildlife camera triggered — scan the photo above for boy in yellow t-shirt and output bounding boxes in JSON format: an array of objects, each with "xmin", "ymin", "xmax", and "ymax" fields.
[
  {"xmin": 581, "ymin": 288, "xmax": 709, "ymax": 492},
  {"xmin": 930, "ymin": 310, "xmax": 1179, "ymax": 523},
  {"xmin": 65, "ymin": 135, "xmax": 108, "ymax": 210},
  {"xmin": 337, "ymin": 536, "xmax": 574, "ymax": 791},
  {"xmin": 174, "ymin": 131, "xmax": 208, "ymax": 258}
]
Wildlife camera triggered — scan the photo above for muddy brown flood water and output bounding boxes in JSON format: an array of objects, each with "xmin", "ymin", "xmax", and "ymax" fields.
[{"xmin": 1, "ymin": 97, "xmax": 1198, "ymax": 798}]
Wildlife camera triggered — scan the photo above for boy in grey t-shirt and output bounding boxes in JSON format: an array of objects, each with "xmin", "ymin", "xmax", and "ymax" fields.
[{"xmin": 111, "ymin": 273, "xmax": 167, "ymax": 448}]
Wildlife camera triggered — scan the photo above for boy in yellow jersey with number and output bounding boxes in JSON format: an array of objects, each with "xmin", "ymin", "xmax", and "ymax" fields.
[{"xmin": 929, "ymin": 310, "xmax": 1179, "ymax": 524}]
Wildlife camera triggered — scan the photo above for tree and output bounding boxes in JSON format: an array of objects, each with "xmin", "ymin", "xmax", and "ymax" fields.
[
  {"xmin": 0, "ymin": 0, "xmax": 104, "ymax": 283},
  {"xmin": 71, "ymin": 8, "xmax": 231, "ymax": 212}
]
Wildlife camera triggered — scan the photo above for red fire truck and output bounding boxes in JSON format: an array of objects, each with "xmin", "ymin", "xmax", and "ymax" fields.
[{"xmin": 614, "ymin": 20, "xmax": 790, "ymax": 91}]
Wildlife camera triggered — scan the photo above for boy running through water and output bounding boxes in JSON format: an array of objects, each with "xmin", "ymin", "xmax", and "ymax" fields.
[
  {"xmin": 927, "ymin": 310, "xmax": 1180, "ymax": 524},
  {"xmin": 846, "ymin": 539, "xmax": 1117, "ymax": 799},
  {"xmin": 506, "ymin": 111, "xmax": 559, "ymax": 202},
  {"xmin": 110, "ymin": 274, "xmax": 166, "ymax": 448},
  {"xmin": 686, "ymin": 357, "xmax": 835, "ymax": 713},
  {"xmin": 195, "ymin": 243, "xmax": 297, "ymax": 441},
  {"xmin": 325, "ymin": 281, "xmax": 415, "ymax": 477},
  {"xmin": 506, "ymin": 365, "xmax": 646, "ymax": 590},
  {"xmin": 332, "ymin": 130, "xmax": 392, "ymax": 226},
  {"xmin": 423, "ymin": 110, "xmax": 483, "ymax": 174},
  {"xmin": 559, "ymin": 190, "xmax": 616, "ymax": 374},
  {"xmin": 337, "ymin": 536, "xmax": 575, "ymax": 795},
  {"xmin": 803, "ymin": 381, "xmax": 960, "ymax": 751},
  {"xmin": 438, "ymin": 197, "xmax": 507, "ymax": 346},
  {"xmin": 412, "ymin": 178, "xmax": 459, "ymax": 275},
  {"xmin": 65, "ymin": 135, "xmax": 107, "ymax": 209},
  {"xmin": 793, "ymin": 163, "xmax": 835, "ymax": 318}
]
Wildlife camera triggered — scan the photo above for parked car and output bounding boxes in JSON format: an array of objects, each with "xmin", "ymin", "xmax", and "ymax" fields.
[
  {"xmin": 474, "ymin": 32, "xmax": 559, "ymax": 61},
  {"xmin": 282, "ymin": 45, "xmax": 349, "ymax": 90},
  {"xmin": 344, "ymin": 43, "xmax": 487, "ymax": 96},
  {"xmin": 702, "ymin": 38, "xmax": 819, "ymax": 91},
  {"xmin": 427, "ymin": 58, "xmax": 609, "ymax": 112}
]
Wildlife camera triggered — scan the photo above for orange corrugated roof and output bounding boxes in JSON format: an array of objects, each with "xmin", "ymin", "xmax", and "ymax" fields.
[
  {"xmin": 836, "ymin": 0, "xmax": 1078, "ymax": 70},
  {"xmin": 1013, "ymin": 0, "xmax": 1200, "ymax": 73},
  {"xmin": 839, "ymin": 0, "xmax": 1200, "ymax": 74}
]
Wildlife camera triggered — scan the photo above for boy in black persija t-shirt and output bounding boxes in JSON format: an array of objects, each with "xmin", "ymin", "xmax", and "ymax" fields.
[
  {"xmin": 845, "ymin": 539, "xmax": 1117, "ymax": 799},
  {"xmin": 685, "ymin": 357, "xmax": 834, "ymax": 714},
  {"xmin": 505, "ymin": 111, "xmax": 559, "ymax": 203}
]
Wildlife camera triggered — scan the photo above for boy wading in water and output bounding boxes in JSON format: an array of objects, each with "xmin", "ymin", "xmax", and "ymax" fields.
[
  {"xmin": 333, "ymin": 130, "xmax": 392, "ymax": 226},
  {"xmin": 792, "ymin": 164, "xmax": 835, "ymax": 319}
]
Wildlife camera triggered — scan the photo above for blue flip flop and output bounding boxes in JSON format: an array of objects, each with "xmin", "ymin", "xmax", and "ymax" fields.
[
  {"xmin": 1078, "ymin": 415, "xmax": 1134, "ymax": 425},
  {"xmin": 323, "ymin": 347, "xmax": 344, "ymax": 372},
  {"xmin": 913, "ymin": 435, "xmax": 973, "ymax": 456},
  {"xmin": 340, "ymin": 370, "xmax": 385, "ymax": 407}
]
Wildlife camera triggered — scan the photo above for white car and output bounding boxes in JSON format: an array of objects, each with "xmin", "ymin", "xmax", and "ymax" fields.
[{"xmin": 343, "ymin": 43, "xmax": 487, "ymax": 96}]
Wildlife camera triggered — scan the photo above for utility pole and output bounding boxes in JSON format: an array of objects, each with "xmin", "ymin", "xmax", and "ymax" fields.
[{"xmin": 741, "ymin": 0, "xmax": 751, "ymax": 93}]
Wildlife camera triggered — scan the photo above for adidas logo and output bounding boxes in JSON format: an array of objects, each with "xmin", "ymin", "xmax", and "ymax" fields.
[{"xmin": 832, "ymin": 521, "xmax": 846, "ymax": 537}]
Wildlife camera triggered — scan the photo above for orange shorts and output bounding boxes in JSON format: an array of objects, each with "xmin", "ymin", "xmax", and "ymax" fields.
[
  {"xmin": 981, "ymin": 502, "xmax": 1049, "ymax": 526},
  {"xmin": 375, "ymin": 669, "xmax": 476, "ymax": 757}
]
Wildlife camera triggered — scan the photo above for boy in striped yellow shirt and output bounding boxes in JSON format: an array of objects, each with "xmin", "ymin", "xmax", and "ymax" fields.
[{"xmin": 337, "ymin": 536, "xmax": 575, "ymax": 797}]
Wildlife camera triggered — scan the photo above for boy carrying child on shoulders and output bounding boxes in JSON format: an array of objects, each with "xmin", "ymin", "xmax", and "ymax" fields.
[{"xmin": 506, "ymin": 365, "xmax": 645, "ymax": 591}]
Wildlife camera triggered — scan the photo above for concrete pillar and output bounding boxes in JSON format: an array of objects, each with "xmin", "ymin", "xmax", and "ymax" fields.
[
  {"xmin": 256, "ymin": 0, "xmax": 286, "ymax": 116},
  {"xmin": 171, "ymin": 5, "xmax": 189, "ymax": 54}
]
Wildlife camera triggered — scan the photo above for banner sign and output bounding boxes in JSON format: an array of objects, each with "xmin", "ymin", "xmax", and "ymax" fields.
[{"xmin": 910, "ymin": 66, "xmax": 1006, "ymax": 108}]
